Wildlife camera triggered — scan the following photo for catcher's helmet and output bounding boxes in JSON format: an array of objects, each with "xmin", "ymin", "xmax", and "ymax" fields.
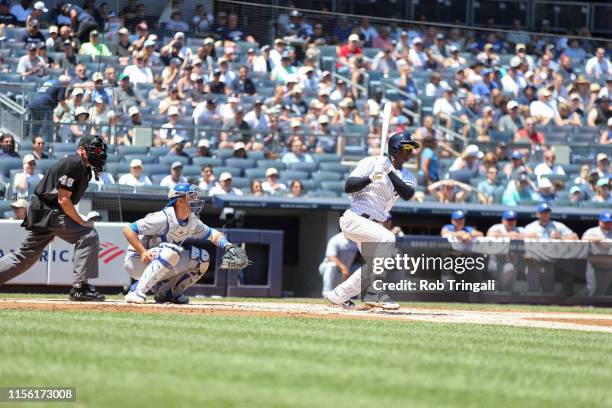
[
  {"xmin": 79, "ymin": 135, "xmax": 108, "ymax": 174},
  {"xmin": 167, "ymin": 184, "xmax": 204, "ymax": 214},
  {"xmin": 387, "ymin": 131, "xmax": 420, "ymax": 156}
]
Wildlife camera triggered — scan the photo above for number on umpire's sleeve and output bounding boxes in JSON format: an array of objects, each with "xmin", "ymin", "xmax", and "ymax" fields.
[{"xmin": 59, "ymin": 175, "xmax": 75, "ymax": 187}]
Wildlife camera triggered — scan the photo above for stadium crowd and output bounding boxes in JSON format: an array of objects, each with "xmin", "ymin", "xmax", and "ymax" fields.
[{"xmin": 0, "ymin": 1, "xmax": 611, "ymax": 212}]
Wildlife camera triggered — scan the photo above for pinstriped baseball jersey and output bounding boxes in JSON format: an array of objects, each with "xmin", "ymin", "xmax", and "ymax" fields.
[{"xmin": 348, "ymin": 156, "xmax": 417, "ymax": 222}]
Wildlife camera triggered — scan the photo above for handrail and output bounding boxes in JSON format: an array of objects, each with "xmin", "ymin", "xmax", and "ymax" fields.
[
  {"xmin": 0, "ymin": 93, "xmax": 27, "ymax": 115},
  {"xmin": 331, "ymin": 70, "xmax": 368, "ymax": 97},
  {"xmin": 381, "ymin": 82, "xmax": 421, "ymax": 124}
]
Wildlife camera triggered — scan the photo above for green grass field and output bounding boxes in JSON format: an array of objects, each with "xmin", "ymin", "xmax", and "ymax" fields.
[{"xmin": 0, "ymin": 299, "xmax": 611, "ymax": 408}]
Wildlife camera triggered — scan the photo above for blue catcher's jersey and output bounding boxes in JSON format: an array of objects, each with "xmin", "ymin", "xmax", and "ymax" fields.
[{"xmin": 128, "ymin": 206, "xmax": 213, "ymax": 251}]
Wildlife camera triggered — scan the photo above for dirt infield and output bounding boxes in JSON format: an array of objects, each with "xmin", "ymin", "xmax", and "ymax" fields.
[{"xmin": 1, "ymin": 298, "xmax": 612, "ymax": 333}]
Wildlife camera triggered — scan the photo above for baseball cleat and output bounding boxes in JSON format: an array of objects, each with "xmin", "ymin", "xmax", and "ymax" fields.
[
  {"xmin": 154, "ymin": 291, "xmax": 190, "ymax": 305},
  {"xmin": 125, "ymin": 291, "xmax": 146, "ymax": 304},
  {"xmin": 69, "ymin": 283, "xmax": 105, "ymax": 302}
]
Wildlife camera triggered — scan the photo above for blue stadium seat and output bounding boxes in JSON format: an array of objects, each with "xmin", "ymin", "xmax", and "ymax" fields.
[
  {"xmin": 52, "ymin": 151, "xmax": 71, "ymax": 159},
  {"xmin": 51, "ymin": 142, "xmax": 78, "ymax": 153},
  {"xmin": 143, "ymin": 164, "xmax": 170, "ymax": 177},
  {"xmin": 182, "ymin": 165, "xmax": 201, "ymax": 177},
  {"xmin": 256, "ymin": 160, "xmax": 286, "ymax": 170},
  {"xmin": 159, "ymin": 156, "xmax": 190, "ymax": 166},
  {"xmin": 244, "ymin": 168, "xmax": 267, "ymax": 179},
  {"xmin": 213, "ymin": 149, "xmax": 234, "ymax": 159},
  {"xmin": 312, "ymin": 171, "xmax": 343, "ymax": 182},
  {"xmin": 36, "ymin": 159, "xmax": 58, "ymax": 173},
  {"xmin": 287, "ymin": 162, "xmax": 317, "ymax": 173},
  {"xmin": 192, "ymin": 157, "xmax": 224, "ymax": 167},
  {"xmin": 214, "ymin": 167, "xmax": 242, "ymax": 177},
  {"xmin": 123, "ymin": 155, "xmax": 156, "ymax": 164},
  {"xmin": 232, "ymin": 177, "xmax": 251, "ymax": 189},
  {"xmin": 570, "ymin": 127, "xmax": 600, "ymax": 144},
  {"xmin": 150, "ymin": 174, "xmax": 166, "ymax": 185},
  {"xmin": 300, "ymin": 179, "xmax": 317, "ymax": 192},
  {"xmin": 488, "ymin": 130, "xmax": 513, "ymax": 143},
  {"xmin": 104, "ymin": 162, "xmax": 131, "ymax": 177},
  {"xmin": 320, "ymin": 180, "xmax": 345, "ymax": 193},
  {"xmin": 225, "ymin": 158, "xmax": 256, "ymax": 170},
  {"xmin": 135, "ymin": 185, "xmax": 169, "ymax": 195},
  {"xmin": 310, "ymin": 190, "xmax": 338, "ymax": 198},
  {"xmin": 101, "ymin": 184, "xmax": 134, "ymax": 194},
  {"xmin": 545, "ymin": 131, "xmax": 570, "ymax": 144},
  {"xmin": 247, "ymin": 151, "xmax": 266, "ymax": 160},
  {"xmin": 318, "ymin": 162, "xmax": 348, "ymax": 173},
  {"xmin": 117, "ymin": 145, "xmax": 149, "ymax": 159},
  {"xmin": 279, "ymin": 170, "xmax": 309, "ymax": 181}
]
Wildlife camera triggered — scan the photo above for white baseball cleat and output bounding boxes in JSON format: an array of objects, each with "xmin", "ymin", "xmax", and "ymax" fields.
[{"xmin": 125, "ymin": 291, "xmax": 146, "ymax": 304}]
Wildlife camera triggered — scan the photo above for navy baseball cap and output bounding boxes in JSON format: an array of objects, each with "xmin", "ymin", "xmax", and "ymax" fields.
[
  {"xmin": 511, "ymin": 151, "xmax": 523, "ymax": 160},
  {"xmin": 600, "ymin": 212, "xmax": 612, "ymax": 222},
  {"xmin": 502, "ymin": 210, "xmax": 517, "ymax": 220},
  {"xmin": 537, "ymin": 203, "xmax": 552, "ymax": 213},
  {"xmin": 451, "ymin": 210, "xmax": 465, "ymax": 220}
]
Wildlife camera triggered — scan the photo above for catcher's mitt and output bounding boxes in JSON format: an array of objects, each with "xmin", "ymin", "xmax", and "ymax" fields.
[{"xmin": 220, "ymin": 244, "xmax": 251, "ymax": 269}]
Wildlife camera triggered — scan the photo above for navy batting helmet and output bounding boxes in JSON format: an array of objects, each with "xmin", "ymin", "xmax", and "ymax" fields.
[{"xmin": 387, "ymin": 131, "xmax": 420, "ymax": 156}]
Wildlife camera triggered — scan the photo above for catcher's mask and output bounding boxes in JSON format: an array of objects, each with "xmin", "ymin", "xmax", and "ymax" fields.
[
  {"xmin": 79, "ymin": 135, "xmax": 108, "ymax": 177},
  {"xmin": 167, "ymin": 183, "xmax": 204, "ymax": 214}
]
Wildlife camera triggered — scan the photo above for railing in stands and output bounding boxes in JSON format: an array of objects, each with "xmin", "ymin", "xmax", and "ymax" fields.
[{"xmin": 0, "ymin": 93, "xmax": 27, "ymax": 141}]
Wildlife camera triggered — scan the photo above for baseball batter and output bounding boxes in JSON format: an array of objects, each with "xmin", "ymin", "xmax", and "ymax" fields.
[
  {"xmin": 326, "ymin": 131, "xmax": 419, "ymax": 309},
  {"xmin": 123, "ymin": 183, "xmax": 247, "ymax": 304}
]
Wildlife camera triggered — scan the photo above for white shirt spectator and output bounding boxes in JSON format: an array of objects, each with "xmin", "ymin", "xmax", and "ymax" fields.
[
  {"xmin": 501, "ymin": 73, "xmax": 526, "ymax": 97},
  {"xmin": 252, "ymin": 55, "xmax": 269, "ymax": 73},
  {"xmin": 408, "ymin": 48, "xmax": 427, "ymax": 68},
  {"xmin": 209, "ymin": 185, "xmax": 243, "ymax": 196},
  {"xmin": 262, "ymin": 180, "xmax": 287, "ymax": 194},
  {"xmin": 165, "ymin": 20, "xmax": 189, "ymax": 32},
  {"xmin": 16, "ymin": 55, "xmax": 45, "ymax": 76},
  {"xmin": 192, "ymin": 104, "xmax": 221, "ymax": 123},
  {"xmin": 244, "ymin": 110, "xmax": 270, "ymax": 132},
  {"xmin": 425, "ymin": 81, "xmax": 450, "ymax": 98},
  {"xmin": 118, "ymin": 173, "xmax": 152, "ymax": 186},
  {"xmin": 530, "ymin": 100, "xmax": 556, "ymax": 121},
  {"xmin": 160, "ymin": 174, "xmax": 187, "ymax": 189},
  {"xmin": 433, "ymin": 97, "xmax": 461, "ymax": 117},
  {"xmin": 13, "ymin": 171, "xmax": 43, "ymax": 198},
  {"xmin": 534, "ymin": 162, "xmax": 565, "ymax": 181},
  {"xmin": 123, "ymin": 65, "xmax": 153, "ymax": 85},
  {"xmin": 585, "ymin": 56, "xmax": 612, "ymax": 79}
]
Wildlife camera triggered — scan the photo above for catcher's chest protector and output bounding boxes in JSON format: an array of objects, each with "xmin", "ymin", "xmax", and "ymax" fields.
[{"xmin": 154, "ymin": 208, "xmax": 202, "ymax": 247}]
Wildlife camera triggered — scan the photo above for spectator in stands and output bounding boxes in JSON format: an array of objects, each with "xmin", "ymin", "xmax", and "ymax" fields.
[
  {"xmin": 118, "ymin": 159, "xmax": 152, "ymax": 186},
  {"xmin": 498, "ymin": 100, "xmax": 524, "ymax": 133},
  {"xmin": 198, "ymin": 164, "xmax": 215, "ymax": 194},
  {"xmin": 425, "ymin": 72, "xmax": 449, "ymax": 98},
  {"xmin": 600, "ymin": 118, "xmax": 612, "ymax": 145},
  {"xmin": 112, "ymin": 27, "xmax": 132, "ymax": 57},
  {"xmin": 190, "ymin": 139, "xmax": 210, "ymax": 158},
  {"xmin": 252, "ymin": 44, "xmax": 271, "ymax": 74},
  {"xmin": 428, "ymin": 179, "xmax": 473, "ymax": 203},
  {"xmin": 244, "ymin": 99, "xmax": 270, "ymax": 134},
  {"xmin": 158, "ymin": 85, "xmax": 184, "ymax": 116},
  {"xmin": 502, "ymin": 151, "xmax": 531, "ymax": 180},
  {"xmin": 271, "ymin": 52, "xmax": 296, "ymax": 83},
  {"xmin": 232, "ymin": 142, "xmax": 248, "ymax": 159},
  {"xmin": 288, "ymin": 87, "xmax": 308, "ymax": 116},
  {"xmin": 433, "ymin": 85, "xmax": 461, "ymax": 128},
  {"xmin": 0, "ymin": 0, "xmax": 19, "ymax": 26},
  {"xmin": 536, "ymin": 177, "xmax": 556, "ymax": 202},
  {"xmin": 407, "ymin": 37, "xmax": 427, "ymax": 68},
  {"xmin": 66, "ymin": 106, "xmax": 91, "ymax": 142},
  {"xmin": 9, "ymin": 199, "xmax": 28, "ymax": 220},
  {"xmin": 54, "ymin": 25, "xmax": 75, "ymax": 51},
  {"xmin": 230, "ymin": 65, "xmax": 256, "ymax": 95},
  {"xmin": 476, "ymin": 43, "xmax": 500, "ymax": 67},
  {"xmin": 337, "ymin": 34, "xmax": 362, "ymax": 71},
  {"xmin": 84, "ymin": 72, "xmax": 111, "ymax": 105},
  {"xmin": 13, "ymin": 154, "xmax": 43, "ymax": 199},
  {"xmin": 160, "ymin": 161, "xmax": 187, "ymax": 190},
  {"xmin": 79, "ymin": 30, "xmax": 111, "ymax": 57},
  {"xmin": 286, "ymin": 179, "xmax": 303, "ymax": 198},
  {"xmin": 568, "ymin": 185, "xmax": 584, "ymax": 204},
  {"xmin": 219, "ymin": 107, "xmax": 250, "ymax": 149},
  {"xmin": 514, "ymin": 117, "xmax": 544, "ymax": 147},
  {"xmin": 30, "ymin": 136, "xmax": 47, "ymax": 160},
  {"xmin": 591, "ymin": 178, "xmax": 612, "ymax": 203},
  {"xmin": 37, "ymin": 41, "xmax": 52, "ymax": 67},
  {"xmin": 165, "ymin": 10, "xmax": 188, "ymax": 33},
  {"xmin": 53, "ymin": 87, "xmax": 81, "ymax": 124},
  {"xmin": 554, "ymin": 102, "xmax": 581, "ymax": 127},
  {"xmin": 261, "ymin": 168, "xmax": 286, "ymax": 195},
  {"xmin": 502, "ymin": 171, "xmax": 538, "ymax": 206},
  {"xmin": 0, "ymin": 134, "xmax": 18, "ymax": 159},
  {"xmin": 89, "ymin": 96, "xmax": 109, "ymax": 129},
  {"xmin": 206, "ymin": 69, "xmax": 228, "ymax": 95},
  {"xmin": 529, "ymin": 88, "xmax": 556, "ymax": 125},
  {"xmin": 534, "ymin": 150, "xmax": 565, "ymax": 181},
  {"xmin": 441, "ymin": 211, "xmax": 483, "ymax": 242},
  {"xmin": 585, "ymin": 48, "xmax": 612, "ymax": 80},
  {"xmin": 17, "ymin": 42, "xmax": 45, "ymax": 78},
  {"xmin": 314, "ymin": 114, "xmax": 337, "ymax": 154},
  {"xmin": 193, "ymin": 96, "xmax": 221, "ymax": 124},
  {"xmin": 192, "ymin": 4, "xmax": 211, "ymax": 32},
  {"xmin": 148, "ymin": 76, "xmax": 167, "ymax": 101},
  {"xmin": 477, "ymin": 166, "xmax": 500, "ymax": 205},
  {"xmin": 501, "ymin": 57, "xmax": 526, "ymax": 98},
  {"xmin": 249, "ymin": 179, "xmax": 264, "ymax": 197},
  {"xmin": 282, "ymin": 137, "xmax": 314, "ymax": 165},
  {"xmin": 420, "ymin": 136, "xmax": 439, "ymax": 187},
  {"xmin": 209, "ymin": 172, "xmax": 243, "ymax": 196},
  {"xmin": 587, "ymin": 95, "xmax": 611, "ymax": 128},
  {"xmin": 220, "ymin": 94, "xmax": 240, "ymax": 122},
  {"xmin": 21, "ymin": 18, "xmax": 44, "ymax": 44},
  {"xmin": 176, "ymin": 64, "xmax": 196, "ymax": 100},
  {"xmin": 159, "ymin": 107, "xmax": 187, "ymax": 145},
  {"xmin": 123, "ymin": 51, "xmax": 153, "ymax": 86},
  {"xmin": 372, "ymin": 46, "xmax": 396, "ymax": 74},
  {"xmin": 557, "ymin": 54, "xmax": 576, "ymax": 84},
  {"xmin": 115, "ymin": 73, "xmax": 145, "ymax": 109},
  {"xmin": 449, "ymin": 144, "xmax": 483, "ymax": 178}
]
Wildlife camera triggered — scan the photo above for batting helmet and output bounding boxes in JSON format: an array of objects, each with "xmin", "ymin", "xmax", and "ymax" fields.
[
  {"xmin": 387, "ymin": 131, "xmax": 420, "ymax": 156},
  {"xmin": 79, "ymin": 135, "xmax": 108, "ymax": 174},
  {"xmin": 167, "ymin": 184, "xmax": 204, "ymax": 214}
]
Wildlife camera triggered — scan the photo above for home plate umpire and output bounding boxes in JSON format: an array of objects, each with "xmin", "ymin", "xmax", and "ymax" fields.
[{"xmin": 0, "ymin": 135, "xmax": 108, "ymax": 301}]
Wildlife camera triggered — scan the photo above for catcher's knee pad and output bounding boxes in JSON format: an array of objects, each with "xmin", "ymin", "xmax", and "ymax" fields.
[
  {"xmin": 157, "ymin": 243, "xmax": 183, "ymax": 268},
  {"xmin": 189, "ymin": 247, "xmax": 210, "ymax": 275}
]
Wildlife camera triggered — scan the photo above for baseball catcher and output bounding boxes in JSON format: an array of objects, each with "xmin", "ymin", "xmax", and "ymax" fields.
[{"xmin": 123, "ymin": 183, "xmax": 249, "ymax": 304}]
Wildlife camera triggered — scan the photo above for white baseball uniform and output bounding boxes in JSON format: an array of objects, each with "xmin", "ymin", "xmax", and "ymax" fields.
[
  {"xmin": 124, "ymin": 206, "xmax": 217, "ymax": 298},
  {"xmin": 328, "ymin": 156, "xmax": 417, "ymax": 304}
]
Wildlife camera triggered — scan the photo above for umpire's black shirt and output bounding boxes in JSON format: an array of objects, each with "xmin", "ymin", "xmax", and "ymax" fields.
[{"xmin": 35, "ymin": 154, "xmax": 91, "ymax": 210}]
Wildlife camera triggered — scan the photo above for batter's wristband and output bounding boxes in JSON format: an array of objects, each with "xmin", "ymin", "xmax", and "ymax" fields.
[{"xmin": 218, "ymin": 237, "xmax": 230, "ymax": 250}]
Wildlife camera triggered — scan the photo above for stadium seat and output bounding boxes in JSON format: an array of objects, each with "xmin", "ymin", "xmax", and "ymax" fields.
[
  {"xmin": 300, "ymin": 179, "xmax": 317, "ymax": 192},
  {"xmin": 320, "ymin": 180, "xmax": 345, "ymax": 194},
  {"xmin": 135, "ymin": 185, "xmax": 169, "ymax": 195},
  {"xmin": 225, "ymin": 158, "xmax": 256, "ymax": 170},
  {"xmin": 52, "ymin": 151, "xmax": 71, "ymax": 159},
  {"xmin": 101, "ymin": 184, "xmax": 134, "ymax": 194},
  {"xmin": 214, "ymin": 167, "xmax": 242, "ymax": 178},
  {"xmin": 117, "ymin": 145, "xmax": 149, "ymax": 159},
  {"xmin": 318, "ymin": 162, "xmax": 348, "ymax": 173},
  {"xmin": 51, "ymin": 142, "xmax": 78, "ymax": 153},
  {"xmin": 244, "ymin": 168, "xmax": 267, "ymax": 179},
  {"xmin": 310, "ymin": 190, "xmax": 338, "ymax": 198},
  {"xmin": 256, "ymin": 160, "xmax": 286, "ymax": 170},
  {"xmin": 182, "ymin": 165, "xmax": 201, "ymax": 177},
  {"xmin": 232, "ymin": 177, "xmax": 251, "ymax": 189},
  {"xmin": 279, "ymin": 170, "xmax": 309, "ymax": 181},
  {"xmin": 150, "ymin": 174, "xmax": 166, "ymax": 184},
  {"xmin": 287, "ymin": 162, "xmax": 317, "ymax": 173},
  {"xmin": 104, "ymin": 162, "xmax": 131, "ymax": 177},
  {"xmin": 545, "ymin": 131, "xmax": 570, "ymax": 145},
  {"xmin": 36, "ymin": 159, "xmax": 58, "ymax": 173},
  {"xmin": 143, "ymin": 164, "xmax": 171, "ymax": 177},
  {"xmin": 488, "ymin": 130, "xmax": 513, "ymax": 143},
  {"xmin": 541, "ymin": 174, "xmax": 567, "ymax": 183},
  {"xmin": 570, "ymin": 127, "xmax": 600, "ymax": 144},
  {"xmin": 159, "ymin": 156, "xmax": 190, "ymax": 166},
  {"xmin": 192, "ymin": 157, "xmax": 224, "ymax": 167},
  {"xmin": 123, "ymin": 155, "xmax": 156, "ymax": 164},
  {"xmin": 312, "ymin": 171, "xmax": 343, "ymax": 182},
  {"xmin": 213, "ymin": 149, "xmax": 234, "ymax": 159},
  {"xmin": 247, "ymin": 151, "xmax": 266, "ymax": 160}
]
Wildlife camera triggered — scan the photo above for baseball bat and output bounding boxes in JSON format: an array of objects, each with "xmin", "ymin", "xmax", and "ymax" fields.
[{"xmin": 373, "ymin": 102, "xmax": 393, "ymax": 180}]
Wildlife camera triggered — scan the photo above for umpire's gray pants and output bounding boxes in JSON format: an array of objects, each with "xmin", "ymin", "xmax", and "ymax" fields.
[{"xmin": 0, "ymin": 215, "xmax": 99, "ymax": 285}]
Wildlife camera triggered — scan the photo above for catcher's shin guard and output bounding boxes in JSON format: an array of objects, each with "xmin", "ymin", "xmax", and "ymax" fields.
[
  {"xmin": 135, "ymin": 243, "xmax": 182, "ymax": 295},
  {"xmin": 155, "ymin": 247, "xmax": 210, "ymax": 299}
]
